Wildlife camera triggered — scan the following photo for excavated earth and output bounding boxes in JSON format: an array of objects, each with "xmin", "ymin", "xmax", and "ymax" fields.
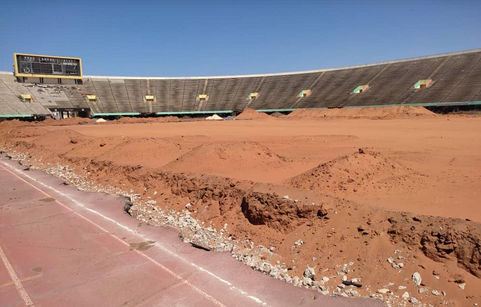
[{"xmin": 1, "ymin": 108, "xmax": 480, "ymax": 307}]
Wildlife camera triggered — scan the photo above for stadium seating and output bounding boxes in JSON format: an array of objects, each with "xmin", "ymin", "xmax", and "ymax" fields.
[{"xmin": 1, "ymin": 49, "xmax": 480, "ymax": 116}]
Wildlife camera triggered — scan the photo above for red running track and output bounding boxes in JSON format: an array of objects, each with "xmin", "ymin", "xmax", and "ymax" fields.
[{"xmin": 0, "ymin": 157, "xmax": 383, "ymax": 307}]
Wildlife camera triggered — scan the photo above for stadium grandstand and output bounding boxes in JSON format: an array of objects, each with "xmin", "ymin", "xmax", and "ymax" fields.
[{"xmin": 1, "ymin": 48, "xmax": 481, "ymax": 119}]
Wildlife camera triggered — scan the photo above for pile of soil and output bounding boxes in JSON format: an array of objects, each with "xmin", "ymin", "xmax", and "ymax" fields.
[
  {"xmin": 288, "ymin": 149, "xmax": 425, "ymax": 196},
  {"xmin": 115, "ymin": 116, "xmax": 180, "ymax": 124},
  {"xmin": 163, "ymin": 141, "xmax": 288, "ymax": 176},
  {"xmin": 95, "ymin": 138, "xmax": 188, "ymax": 168},
  {"xmin": 41, "ymin": 117, "xmax": 91, "ymax": 126},
  {"xmin": 286, "ymin": 106, "xmax": 436, "ymax": 120},
  {"xmin": 236, "ymin": 108, "xmax": 275, "ymax": 120}
]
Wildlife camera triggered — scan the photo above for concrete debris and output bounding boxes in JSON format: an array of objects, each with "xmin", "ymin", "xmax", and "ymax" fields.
[
  {"xmin": 377, "ymin": 288, "xmax": 389, "ymax": 294},
  {"xmin": 302, "ymin": 277, "xmax": 313, "ymax": 287},
  {"xmin": 292, "ymin": 276, "xmax": 300, "ymax": 286},
  {"xmin": 412, "ymin": 272, "xmax": 422, "ymax": 286},
  {"xmin": 458, "ymin": 283, "xmax": 466, "ymax": 290},
  {"xmin": 402, "ymin": 292, "xmax": 409, "ymax": 299},
  {"xmin": 344, "ymin": 289, "xmax": 359, "ymax": 297},
  {"xmin": 303, "ymin": 266, "xmax": 316, "ymax": 280},
  {"xmin": 294, "ymin": 239, "xmax": 304, "ymax": 246}
]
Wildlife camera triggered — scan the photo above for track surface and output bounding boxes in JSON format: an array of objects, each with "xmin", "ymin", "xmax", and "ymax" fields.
[{"xmin": 0, "ymin": 158, "xmax": 380, "ymax": 307}]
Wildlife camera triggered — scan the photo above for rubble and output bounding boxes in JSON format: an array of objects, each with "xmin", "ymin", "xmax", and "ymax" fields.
[{"xmin": 412, "ymin": 272, "xmax": 422, "ymax": 286}]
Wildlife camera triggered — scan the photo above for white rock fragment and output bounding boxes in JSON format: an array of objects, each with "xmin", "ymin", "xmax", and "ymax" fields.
[
  {"xmin": 345, "ymin": 289, "xmax": 359, "ymax": 297},
  {"xmin": 402, "ymin": 292, "xmax": 410, "ymax": 299},
  {"xmin": 377, "ymin": 288, "xmax": 389, "ymax": 294},
  {"xmin": 302, "ymin": 277, "xmax": 313, "ymax": 287},
  {"xmin": 412, "ymin": 272, "xmax": 422, "ymax": 286},
  {"xmin": 432, "ymin": 290, "xmax": 439, "ymax": 296},
  {"xmin": 458, "ymin": 283, "xmax": 466, "ymax": 290},
  {"xmin": 294, "ymin": 239, "xmax": 304, "ymax": 246},
  {"xmin": 303, "ymin": 266, "xmax": 316, "ymax": 280}
]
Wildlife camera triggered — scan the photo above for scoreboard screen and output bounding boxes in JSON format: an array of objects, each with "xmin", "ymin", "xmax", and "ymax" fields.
[{"xmin": 14, "ymin": 53, "xmax": 82, "ymax": 79}]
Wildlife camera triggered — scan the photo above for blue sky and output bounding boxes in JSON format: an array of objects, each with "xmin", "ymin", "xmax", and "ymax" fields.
[{"xmin": 1, "ymin": 0, "xmax": 480, "ymax": 77}]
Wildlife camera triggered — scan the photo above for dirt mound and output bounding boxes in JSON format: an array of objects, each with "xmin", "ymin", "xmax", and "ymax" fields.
[
  {"xmin": 388, "ymin": 213, "xmax": 481, "ymax": 278},
  {"xmin": 163, "ymin": 141, "xmax": 288, "ymax": 176},
  {"xmin": 33, "ymin": 129, "xmax": 91, "ymax": 147},
  {"xmin": 0, "ymin": 119, "xmax": 28, "ymax": 128},
  {"xmin": 286, "ymin": 109, "xmax": 327, "ymax": 120},
  {"xmin": 95, "ymin": 138, "xmax": 188, "ymax": 168},
  {"xmin": 115, "ymin": 116, "xmax": 180, "ymax": 124},
  {"xmin": 236, "ymin": 108, "xmax": 275, "ymax": 120},
  {"xmin": 41, "ymin": 117, "xmax": 91, "ymax": 126},
  {"xmin": 0, "ymin": 126, "xmax": 46, "ymax": 139},
  {"xmin": 288, "ymin": 149, "xmax": 425, "ymax": 195},
  {"xmin": 286, "ymin": 106, "xmax": 436, "ymax": 120},
  {"xmin": 241, "ymin": 192, "xmax": 328, "ymax": 233}
]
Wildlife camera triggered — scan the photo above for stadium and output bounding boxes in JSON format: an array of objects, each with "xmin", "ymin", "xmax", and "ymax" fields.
[
  {"xmin": 1, "ymin": 2, "xmax": 481, "ymax": 307},
  {"xmin": 1, "ymin": 49, "xmax": 481, "ymax": 118}
]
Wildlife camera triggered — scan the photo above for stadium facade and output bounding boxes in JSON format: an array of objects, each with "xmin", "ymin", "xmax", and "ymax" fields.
[{"xmin": 1, "ymin": 49, "xmax": 481, "ymax": 118}]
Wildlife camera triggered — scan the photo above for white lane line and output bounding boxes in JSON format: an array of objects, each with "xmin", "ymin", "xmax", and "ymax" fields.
[
  {"xmin": 1, "ymin": 161, "xmax": 269, "ymax": 306},
  {"xmin": 0, "ymin": 245, "xmax": 35, "ymax": 307}
]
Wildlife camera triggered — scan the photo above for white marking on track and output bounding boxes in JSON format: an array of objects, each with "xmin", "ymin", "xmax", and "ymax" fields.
[
  {"xmin": 0, "ymin": 161, "xmax": 269, "ymax": 306},
  {"xmin": 0, "ymin": 245, "xmax": 35, "ymax": 307}
]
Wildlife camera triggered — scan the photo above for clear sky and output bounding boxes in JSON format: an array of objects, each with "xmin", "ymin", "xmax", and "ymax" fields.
[{"xmin": 1, "ymin": 0, "xmax": 480, "ymax": 77}]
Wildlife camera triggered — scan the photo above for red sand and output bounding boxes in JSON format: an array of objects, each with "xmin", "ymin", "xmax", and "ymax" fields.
[
  {"xmin": 1, "ymin": 108, "xmax": 480, "ymax": 307},
  {"xmin": 286, "ymin": 106, "xmax": 436, "ymax": 120},
  {"xmin": 288, "ymin": 150, "xmax": 426, "ymax": 196},
  {"xmin": 236, "ymin": 108, "xmax": 275, "ymax": 120}
]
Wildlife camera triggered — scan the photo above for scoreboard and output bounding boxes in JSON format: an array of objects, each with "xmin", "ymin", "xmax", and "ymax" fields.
[{"xmin": 14, "ymin": 53, "xmax": 82, "ymax": 79}]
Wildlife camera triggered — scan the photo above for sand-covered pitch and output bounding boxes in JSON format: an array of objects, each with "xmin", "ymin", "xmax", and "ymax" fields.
[{"xmin": 1, "ymin": 108, "xmax": 480, "ymax": 307}]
